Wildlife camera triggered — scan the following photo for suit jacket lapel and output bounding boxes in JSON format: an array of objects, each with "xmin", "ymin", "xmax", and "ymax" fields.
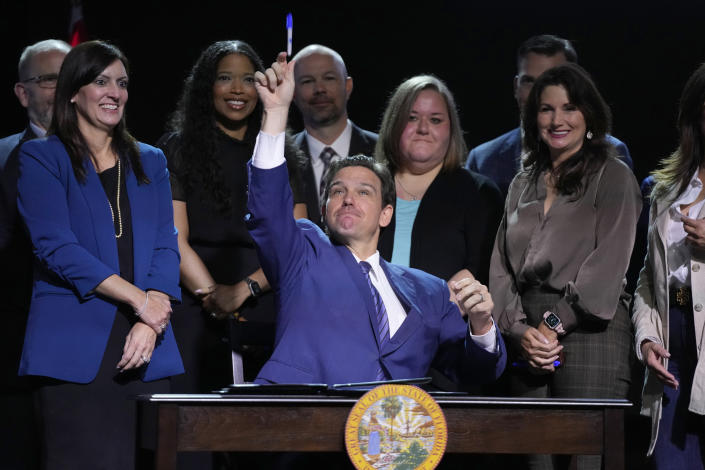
[
  {"xmin": 297, "ymin": 133, "xmax": 322, "ymax": 223},
  {"xmin": 126, "ymin": 167, "xmax": 152, "ymax": 285},
  {"xmin": 379, "ymin": 260, "xmax": 423, "ymax": 355},
  {"xmin": 79, "ymin": 160, "xmax": 119, "ymax": 271}
]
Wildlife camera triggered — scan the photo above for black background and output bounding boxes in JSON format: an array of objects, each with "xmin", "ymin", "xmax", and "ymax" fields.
[{"xmin": 3, "ymin": 0, "xmax": 705, "ymax": 184}]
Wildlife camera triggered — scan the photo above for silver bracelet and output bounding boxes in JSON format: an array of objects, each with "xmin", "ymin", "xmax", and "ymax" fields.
[{"xmin": 135, "ymin": 292, "xmax": 149, "ymax": 317}]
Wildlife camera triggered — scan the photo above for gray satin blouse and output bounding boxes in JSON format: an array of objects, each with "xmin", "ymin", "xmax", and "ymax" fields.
[{"xmin": 490, "ymin": 157, "xmax": 642, "ymax": 341}]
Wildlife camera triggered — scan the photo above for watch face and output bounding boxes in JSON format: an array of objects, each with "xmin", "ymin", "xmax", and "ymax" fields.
[
  {"xmin": 545, "ymin": 313, "xmax": 561, "ymax": 329},
  {"xmin": 250, "ymin": 280, "xmax": 262, "ymax": 296}
]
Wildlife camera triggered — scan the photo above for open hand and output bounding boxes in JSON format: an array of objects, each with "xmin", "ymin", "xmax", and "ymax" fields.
[{"xmin": 641, "ymin": 340, "xmax": 678, "ymax": 389}]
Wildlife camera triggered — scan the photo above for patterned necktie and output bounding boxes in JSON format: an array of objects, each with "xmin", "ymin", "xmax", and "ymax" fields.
[
  {"xmin": 359, "ymin": 261, "xmax": 390, "ymax": 381},
  {"xmin": 319, "ymin": 147, "xmax": 337, "ymax": 199}
]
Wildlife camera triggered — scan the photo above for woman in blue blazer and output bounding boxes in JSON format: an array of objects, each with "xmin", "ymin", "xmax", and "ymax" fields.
[{"xmin": 16, "ymin": 41, "xmax": 183, "ymax": 470}]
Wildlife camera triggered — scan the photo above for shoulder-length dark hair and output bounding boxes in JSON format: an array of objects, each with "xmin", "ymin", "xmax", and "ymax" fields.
[
  {"xmin": 651, "ymin": 63, "xmax": 705, "ymax": 202},
  {"xmin": 522, "ymin": 63, "xmax": 613, "ymax": 196},
  {"xmin": 375, "ymin": 74, "xmax": 466, "ymax": 174},
  {"xmin": 50, "ymin": 40, "xmax": 145, "ymax": 184},
  {"xmin": 168, "ymin": 40, "xmax": 264, "ymax": 213}
]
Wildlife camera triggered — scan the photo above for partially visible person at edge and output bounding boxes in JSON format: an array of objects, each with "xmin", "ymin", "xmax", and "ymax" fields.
[
  {"xmin": 17, "ymin": 40, "xmax": 182, "ymax": 470},
  {"xmin": 490, "ymin": 63, "xmax": 641, "ymax": 470},
  {"xmin": 632, "ymin": 62, "xmax": 705, "ymax": 470},
  {"xmin": 156, "ymin": 40, "xmax": 306, "ymax": 389},
  {"xmin": 0, "ymin": 38, "xmax": 70, "ymax": 470}
]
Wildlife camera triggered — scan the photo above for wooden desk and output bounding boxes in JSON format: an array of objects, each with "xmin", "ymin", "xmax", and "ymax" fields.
[{"xmin": 136, "ymin": 394, "xmax": 630, "ymax": 470}]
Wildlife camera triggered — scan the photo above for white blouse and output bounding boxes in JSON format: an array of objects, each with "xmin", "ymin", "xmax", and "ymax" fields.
[{"xmin": 667, "ymin": 170, "xmax": 705, "ymax": 287}]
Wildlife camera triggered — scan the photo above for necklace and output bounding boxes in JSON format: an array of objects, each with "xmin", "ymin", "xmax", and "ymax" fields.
[
  {"xmin": 107, "ymin": 158, "xmax": 123, "ymax": 239},
  {"xmin": 395, "ymin": 175, "xmax": 422, "ymax": 201}
]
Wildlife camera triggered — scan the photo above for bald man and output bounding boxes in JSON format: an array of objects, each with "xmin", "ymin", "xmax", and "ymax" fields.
[{"xmin": 292, "ymin": 44, "xmax": 378, "ymax": 226}]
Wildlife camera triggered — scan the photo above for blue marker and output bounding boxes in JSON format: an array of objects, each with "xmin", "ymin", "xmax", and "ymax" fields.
[{"xmin": 286, "ymin": 13, "xmax": 293, "ymax": 57}]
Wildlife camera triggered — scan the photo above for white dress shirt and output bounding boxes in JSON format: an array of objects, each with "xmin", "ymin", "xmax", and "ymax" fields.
[{"xmin": 304, "ymin": 120, "xmax": 353, "ymax": 190}]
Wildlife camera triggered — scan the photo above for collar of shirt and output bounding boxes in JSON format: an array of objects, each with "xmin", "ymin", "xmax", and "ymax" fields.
[
  {"xmin": 29, "ymin": 121, "xmax": 46, "ymax": 138},
  {"xmin": 351, "ymin": 250, "xmax": 407, "ymax": 337},
  {"xmin": 305, "ymin": 119, "xmax": 353, "ymax": 165},
  {"xmin": 669, "ymin": 169, "xmax": 704, "ymax": 220}
]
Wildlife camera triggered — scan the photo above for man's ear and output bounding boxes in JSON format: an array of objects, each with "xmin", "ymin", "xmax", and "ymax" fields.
[
  {"xmin": 378, "ymin": 204, "xmax": 393, "ymax": 228},
  {"xmin": 345, "ymin": 76, "xmax": 353, "ymax": 100},
  {"xmin": 14, "ymin": 83, "xmax": 29, "ymax": 108}
]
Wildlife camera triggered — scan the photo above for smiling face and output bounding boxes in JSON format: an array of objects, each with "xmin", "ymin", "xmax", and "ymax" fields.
[
  {"xmin": 293, "ymin": 52, "xmax": 352, "ymax": 129},
  {"xmin": 323, "ymin": 165, "xmax": 393, "ymax": 250},
  {"xmin": 212, "ymin": 53, "xmax": 258, "ymax": 139},
  {"xmin": 398, "ymin": 89, "xmax": 451, "ymax": 173},
  {"xmin": 537, "ymin": 84, "xmax": 587, "ymax": 165},
  {"xmin": 71, "ymin": 59, "xmax": 128, "ymax": 134}
]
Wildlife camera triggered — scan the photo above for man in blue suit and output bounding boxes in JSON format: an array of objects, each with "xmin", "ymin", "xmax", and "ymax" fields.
[
  {"xmin": 248, "ymin": 54, "xmax": 506, "ymax": 386},
  {"xmin": 466, "ymin": 34, "xmax": 632, "ymax": 198}
]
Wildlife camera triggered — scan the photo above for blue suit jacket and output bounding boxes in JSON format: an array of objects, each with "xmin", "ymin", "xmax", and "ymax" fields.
[
  {"xmin": 17, "ymin": 135, "xmax": 183, "ymax": 383},
  {"xmin": 466, "ymin": 127, "xmax": 634, "ymax": 198},
  {"xmin": 0, "ymin": 129, "xmax": 28, "ymax": 172},
  {"xmin": 247, "ymin": 162, "xmax": 506, "ymax": 385}
]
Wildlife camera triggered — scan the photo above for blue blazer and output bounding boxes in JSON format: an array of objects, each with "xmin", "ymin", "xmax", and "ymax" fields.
[
  {"xmin": 466, "ymin": 127, "xmax": 634, "ymax": 198},
  {"xmin": 17, "ymin": 135, "xmax": 183, "ymax": 383},
  {"xmin": 247, "ymin": 162, "xmax": 506, "ymax": 385}
]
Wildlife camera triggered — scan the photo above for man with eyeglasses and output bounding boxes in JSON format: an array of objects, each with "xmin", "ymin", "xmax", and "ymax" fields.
[{"xmin": 0, "ymin": 38, "xmax": 70, "ymax": 470}]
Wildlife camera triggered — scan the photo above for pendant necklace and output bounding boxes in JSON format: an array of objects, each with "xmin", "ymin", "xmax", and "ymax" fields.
[{"xmin": 395, "ymin": 175, "xmax": 422, "ymax": 201}]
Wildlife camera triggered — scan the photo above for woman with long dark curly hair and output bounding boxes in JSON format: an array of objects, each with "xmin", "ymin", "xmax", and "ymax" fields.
[
  {"xmin": 157, "ymin": 40, "xmax": 305, "ymax": 393},
  {"xmin": 490, "ymin": 63, "xmax": 641, "ymax": 469},
  {"xmin": 633, "ymin": 63, "xmax": 705, "ymax": 469}
]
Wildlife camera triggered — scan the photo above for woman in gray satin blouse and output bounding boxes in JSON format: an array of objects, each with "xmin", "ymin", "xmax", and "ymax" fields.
[{"xmin": 489, "ymin": 63, "xmax": 641, "ymax": 470}]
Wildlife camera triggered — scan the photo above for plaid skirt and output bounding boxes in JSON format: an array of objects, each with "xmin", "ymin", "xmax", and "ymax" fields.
[{"xmin": 508, "ymin": 288, "xmax": 633, "ymax": 399}]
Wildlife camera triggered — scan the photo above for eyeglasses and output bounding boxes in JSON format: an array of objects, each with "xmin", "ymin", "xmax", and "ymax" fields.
[{"xmin": 21, "ymin": 74, "xmax": 59, "ymax": 89}]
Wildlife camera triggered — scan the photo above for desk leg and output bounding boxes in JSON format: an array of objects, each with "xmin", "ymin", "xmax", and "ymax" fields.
[
  {"xmin": 603, "ymin": 408, "xmax": 624, "ymax": 470},
  {"xmin": 155, "ymin": 404, "xmax": 178, "ymax": 470}
]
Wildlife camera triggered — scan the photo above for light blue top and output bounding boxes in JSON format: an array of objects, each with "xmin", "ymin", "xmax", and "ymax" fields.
[{"xmin": 391, "ymin": 198, "xmax": 421, "ymax": 267}]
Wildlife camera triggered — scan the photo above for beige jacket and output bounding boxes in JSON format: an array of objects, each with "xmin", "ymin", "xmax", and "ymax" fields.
[{"xmin": 632, "ymin": 185, "xmax": 705, "ymax": 455}]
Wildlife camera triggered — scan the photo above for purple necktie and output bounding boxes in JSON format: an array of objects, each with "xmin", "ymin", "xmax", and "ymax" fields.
[
  {"xmin": 318, "ymin": 147, "xmax": 337, "ymax": 199},
  {"xmin": 359, "ymin": 261, "xmax": 389, "ymax": 381}
]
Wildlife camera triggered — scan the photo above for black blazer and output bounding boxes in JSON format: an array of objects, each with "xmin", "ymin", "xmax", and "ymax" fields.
[
  {"xmin": 378, "ymin": 167, "xmax": 503, "ymax": 286},
  {"xmin": 293, "ymin": 122, "xmax": 377, "ymax": 227}
]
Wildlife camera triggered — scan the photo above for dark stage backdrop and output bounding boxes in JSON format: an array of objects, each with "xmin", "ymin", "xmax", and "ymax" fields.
[{"xmin": 2, "ymin": 0, "xmax": 705, "ymax": 184}]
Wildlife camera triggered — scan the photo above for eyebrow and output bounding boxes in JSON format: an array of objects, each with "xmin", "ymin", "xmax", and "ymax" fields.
[
  {"xmin": 330, "ymin": 181, "xmax": 378, "ymax": 192},
  {"xmin": 410, "ymin": 110, "xmax": 446, "ymax": 116}
]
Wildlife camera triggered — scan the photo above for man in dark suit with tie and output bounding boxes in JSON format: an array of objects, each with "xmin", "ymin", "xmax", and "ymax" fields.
[
  {"xmin": 0, "ymin": 38, "xmax": 70, "ymax": 470},
  {"xmin": 248, "ymin": 53, "xmax": 506, "ymax": 386},
  {"xmin": 465, "ymin": 34, "xmax": 633, "ymax": 198},
  {"xmin": 291, "ymin": 44, "xmax": 378, "ymax": 227}
]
